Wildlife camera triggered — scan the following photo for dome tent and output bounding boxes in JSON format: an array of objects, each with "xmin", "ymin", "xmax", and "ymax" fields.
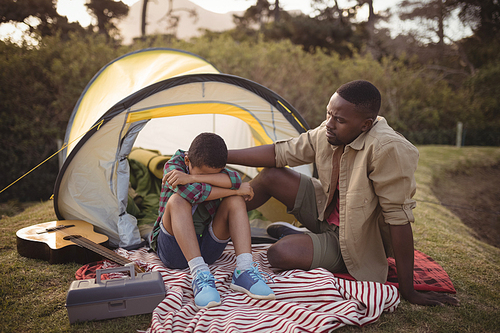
[{"xmin": 53, "ymin": 48, "xmax": 312, "ymax": 248}]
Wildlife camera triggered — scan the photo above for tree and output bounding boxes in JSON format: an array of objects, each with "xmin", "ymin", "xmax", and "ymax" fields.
[
  {"xmin": 85, "ymin": 0, "xmax": 129, "ymax": 40},
  {"xmin": 309, "ymin": 0, "xmax": 391, "ymax": 58},
  {"xmin": 456, "ymin": 0, "xmax": 500, "ymax": 41},
  {"xmin": 454, "ymin": 0, "xmax": 500, "ymax": 69},
  {"xmin": 0, "ymin": 0, "xmax": 85, "ymax": 38},
  {"xmin": 357, "ymin": 0, "xmax": 390, "ymax": 58},
  {"xmin": 141, "ymin": 0, "xmax": 148, "ymax": 39},
  {"xmin": 452, "ymin": 0, "xmax": 500, "ymax": 139},
  {"xmin": 159, "ymin": 0, "xmax": 198, "ymax": 37},
  {"xmin": 0, "ymin": 0, "xmax": 57, "ymax": 24},
  {"xmin": 231, "ymin": 0, "xmax": 364, "ymax": 56},
  {"xmin": 274, "ymin": 0, "xmax": 281, "ymax": 22},
  {"xmin": 268, "ymin": 13, "xmax": 360, "ymax": 56},
  {"xmin": 139, "ymin": 0, "xmax": 198, "ymax": 40},
  {"xmin": 233, "ymin": 0, "xmax": 274, "ymax": 29},
  {"xmin": 310, "ymin": 0, "xmax": 358, "ymax": 24},
  {"xmin": 398, "ymin": 0, "xmax": 460, "ymax": 50},
  {"xmin": 0, "ymin": 34, "xmax": 121, "ymax": 203}
]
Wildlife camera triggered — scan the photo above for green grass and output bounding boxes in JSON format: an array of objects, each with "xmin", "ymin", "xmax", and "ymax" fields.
[{"xmin": 1, "ymin": 146, "xmax": 500, "ymax": 332}]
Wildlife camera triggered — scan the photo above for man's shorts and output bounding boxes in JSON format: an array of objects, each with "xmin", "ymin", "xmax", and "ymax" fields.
[
  {"xmin": 287, "ymin": 173, "xmax": 347, "ymax": 273},
  {"xmin": 156, "ymin": 222, "xmax": 228, "ymax": 269}
]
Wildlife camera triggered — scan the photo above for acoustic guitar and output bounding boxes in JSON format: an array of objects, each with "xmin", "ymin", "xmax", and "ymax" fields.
[{"xmin": 16, "ymin": 220, "xmax": 143, "ymax": 273}]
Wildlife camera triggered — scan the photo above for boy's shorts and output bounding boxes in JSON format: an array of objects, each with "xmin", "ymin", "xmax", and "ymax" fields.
[
  {"xmin": 287, "ymin": 173, "xmax": 347, "ymax": 273},
  {"xmin": 156, "ymin": 222, "xmax": 229, "ymax": 269}
]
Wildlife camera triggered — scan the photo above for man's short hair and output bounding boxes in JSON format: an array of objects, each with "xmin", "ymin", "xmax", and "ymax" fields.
[
  {"xmin": 336, "ymin": 80, "xmax": 381, "ymax": 117},
  {"xmin": 188, "ymin": 132, "xmax": 227, "ymax": 169}
]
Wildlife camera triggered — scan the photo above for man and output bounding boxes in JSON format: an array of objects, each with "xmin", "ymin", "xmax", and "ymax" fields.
[{"xmin": 227, "ymin": 80, "xmax": 458, "ymax": 306}]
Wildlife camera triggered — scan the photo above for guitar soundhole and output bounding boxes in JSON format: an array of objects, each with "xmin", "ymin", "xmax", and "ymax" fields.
[{"xmin": 63, "ymin": 235, "xmax": 81, "ymax": 241}]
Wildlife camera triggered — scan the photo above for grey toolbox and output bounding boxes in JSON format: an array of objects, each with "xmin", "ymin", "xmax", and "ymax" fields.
[{"xmin": 66, "ymin": 263, "xmax": 166, "ymax": 323}]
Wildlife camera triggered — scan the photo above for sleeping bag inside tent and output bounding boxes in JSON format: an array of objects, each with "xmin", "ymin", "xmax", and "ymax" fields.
[{"xmin": 54, "ymin": 48, "xmax": 312, "ymax": 248}]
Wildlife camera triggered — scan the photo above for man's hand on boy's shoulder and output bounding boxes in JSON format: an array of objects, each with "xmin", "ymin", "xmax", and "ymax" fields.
[
  {"xmin": 237, "ymin": 182, "xmax": 254, "ymax": 201},
  {"xmin": 163, "ymin": 169, "xmax": 191, "ymax": 188}
]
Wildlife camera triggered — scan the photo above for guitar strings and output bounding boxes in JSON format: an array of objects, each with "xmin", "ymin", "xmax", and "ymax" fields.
[{"xmin": 53, "ymin": 225, "xmax": 144, "ymax": 274}]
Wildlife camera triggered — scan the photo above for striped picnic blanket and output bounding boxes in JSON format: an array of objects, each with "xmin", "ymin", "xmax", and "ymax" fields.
[{"xmin": 111, "ymin": 244, "xmax": 400, "ymax": 332}]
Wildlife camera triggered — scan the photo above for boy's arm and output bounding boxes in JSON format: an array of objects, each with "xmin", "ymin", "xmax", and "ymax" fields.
[
  {"xmin": 164, "ymin": 170, "xmax": 234, "ymax": 189},
  {"xmin": 206, "ymin": 182, "xmax": 253, "ymax": 201},
  {"xmin": 165, "ymin": 170, "xmax": 251, "ymax": 201},
  {"xmin": 164, "ymin": 167, "xmax": 242, "ymax": 189},
  {"xmin": 163, "ymin": 151, "xmax": 213, "ymax": 204},
  {"xmin": 163, "ymin": 150, "xmax": 243, "ymax": 203},
  {"xmin": 164, "ymin": 168, "xmax": 248, "ymax": 202}
]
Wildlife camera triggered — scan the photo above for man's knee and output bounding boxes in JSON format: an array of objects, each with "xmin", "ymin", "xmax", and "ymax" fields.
[
  {"xmin": 266, "ymin": 242, "xmax": 282, "ymax": 268},
  {"xmin": 267, "ymin": 235, "xmax": 314, "ymax": 270},
  {"xmin": 250, "ymin": 167, "xmax": 301, "ymax": 210},
  {"xmin": 253, "ymin": 167, "xmax": 285, "ymax": 185},
  {"xmin": 267, "ymin": 241, "xmax": 293, "ymax": 268}
]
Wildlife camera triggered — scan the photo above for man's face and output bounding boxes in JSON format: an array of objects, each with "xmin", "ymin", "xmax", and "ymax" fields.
[{"xmin": 325, "ymin": 93, "xmax": 373, "ymax": 146}]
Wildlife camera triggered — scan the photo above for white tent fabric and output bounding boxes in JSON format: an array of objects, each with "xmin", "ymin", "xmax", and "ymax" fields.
[
  {"xmin": 55, "ymin": 49, "xmax": 311, "ymax": 248},
  {"xmin": 134, "ymin": 115, "xmax": 256, "ymax": 177},
  {"xmin": 64, "ymin": 48, "xmax": 219, "ymax": 157}
]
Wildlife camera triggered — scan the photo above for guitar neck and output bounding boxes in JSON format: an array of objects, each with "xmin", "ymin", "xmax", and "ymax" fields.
[{"xmin": 68, "ymin": 235, "xmax": 143, "ymax": 273}]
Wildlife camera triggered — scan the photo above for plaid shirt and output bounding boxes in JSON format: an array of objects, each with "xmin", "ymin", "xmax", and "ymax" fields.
[{"xmin": 149, "ymin": 149, "xmax": 242, "ymax": 251}]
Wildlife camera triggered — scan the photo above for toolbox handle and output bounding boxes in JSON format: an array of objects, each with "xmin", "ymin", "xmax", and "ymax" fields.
[{"xmin": 96, "ymin": 263, "xmax": 136, "ymax": 283}]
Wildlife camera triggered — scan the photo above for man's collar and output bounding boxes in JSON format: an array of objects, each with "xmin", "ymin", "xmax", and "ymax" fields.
[{"xmin": 347, "ymin": 116, "xmax": 381, "ymax": 151}]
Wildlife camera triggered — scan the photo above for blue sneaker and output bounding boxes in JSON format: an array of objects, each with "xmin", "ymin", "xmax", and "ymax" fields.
[
  {"xmin": 192, "ymin": 271, "xmax": 221, "ymax": 309},
  {"xmin": 230, "ymin": 263, "xmax": 275, "ymax": 300}
]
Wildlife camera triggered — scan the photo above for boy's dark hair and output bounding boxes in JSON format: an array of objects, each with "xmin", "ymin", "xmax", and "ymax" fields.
[
  {"xmin": 188, "ymin": 132, "xmax": 227, "ymax": 169},
  {"xmin": 336, "ymin": 80, "xmax": 381, "ymax": 118}
]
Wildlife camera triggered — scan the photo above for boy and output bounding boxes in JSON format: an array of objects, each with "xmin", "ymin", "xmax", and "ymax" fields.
[{"xmin": 149, "ymin": 132, "xmax": 275, "ymax": 309}]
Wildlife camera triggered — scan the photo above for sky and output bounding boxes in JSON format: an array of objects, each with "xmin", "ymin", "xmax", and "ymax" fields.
[
  {"xmin": 1, "ymin": 0, "xmax": 470, "ymax": 43},
  {"xmin": 55, "ymin": 0, "xmax": 394, "ymax": 25}
]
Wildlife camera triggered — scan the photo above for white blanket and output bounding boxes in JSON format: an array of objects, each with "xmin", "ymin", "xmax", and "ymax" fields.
[{"xmin": 116, "ymin": 244, "xmax": 399, "ymax": 333}]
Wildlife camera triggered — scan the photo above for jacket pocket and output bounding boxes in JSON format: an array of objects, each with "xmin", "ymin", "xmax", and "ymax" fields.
[{"xmin": 345, "ymin": 187, "xmax": 377, "ymax": 242}]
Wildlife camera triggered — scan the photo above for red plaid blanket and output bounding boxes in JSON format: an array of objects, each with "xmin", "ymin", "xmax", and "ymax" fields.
[{"xmin": 333, "ymin": 250, "xmax": 456, "ymax": 294}]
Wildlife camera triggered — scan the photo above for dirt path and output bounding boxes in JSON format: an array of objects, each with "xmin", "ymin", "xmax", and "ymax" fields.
[{"xmin": 432, "ymin": 163, "xmax": 500, "ymax": 248}]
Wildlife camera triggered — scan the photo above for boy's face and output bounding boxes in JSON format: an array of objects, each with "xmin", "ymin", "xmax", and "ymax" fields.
[{"xmin": 185, "ymin": 156, "xmax": 223, "ymax": 175}]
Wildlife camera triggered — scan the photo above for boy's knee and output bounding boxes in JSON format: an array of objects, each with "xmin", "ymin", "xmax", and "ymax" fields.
[
  {"xmin": 221, "ymin": 194, "xmax": 245, "ymax": 209},
  {"xmin": 166, "ymin": 193, "xmax": 190, "ymax": 209}
]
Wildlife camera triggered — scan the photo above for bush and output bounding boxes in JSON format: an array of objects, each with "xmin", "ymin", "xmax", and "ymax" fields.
[
  {"xmin": 0, "ymin": 33, "xmax": 494, "ymax": 203},
  {"xmin": 134, "ymin": 35, "xmax": 474, "ymax": 131},
  {"xmin": 0, "ymin": 34, "xmax": 124, "ymax": 202}
]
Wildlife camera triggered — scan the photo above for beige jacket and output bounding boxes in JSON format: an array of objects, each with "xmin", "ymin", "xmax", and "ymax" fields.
[{"xmin": 275, "ymin": 116, "xmax": 419, "ymax": 283}]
